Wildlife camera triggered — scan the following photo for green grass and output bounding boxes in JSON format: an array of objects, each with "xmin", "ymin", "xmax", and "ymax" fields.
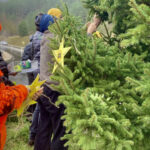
[
  {"xmin": 4, "ymin": 117, "xmax": 33, "ymax": 150},
  {"xmin": 6, "ymin": 36, "xmax": 29, "ymax": 47},
  {"xmin": 0, "ymin": 35, "xmax": 30, "ymax": 47}
]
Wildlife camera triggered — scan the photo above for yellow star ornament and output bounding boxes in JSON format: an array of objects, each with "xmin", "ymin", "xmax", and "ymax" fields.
[
  {"xmin": 52, "ymin": 38, "xmax": 71, "ymax": 73},
  {"xmin": 17, "ymin": 74, "xmax": 46, "ymax": 117},
  {"xmin": 93, "ymin": 31, "xmax": 102, "ymax": 38}
]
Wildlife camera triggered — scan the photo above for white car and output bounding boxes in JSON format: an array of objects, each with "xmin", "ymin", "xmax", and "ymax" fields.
[{"xmin": 0, "ymin": 41, "xmax": 8, "ymax": 45}]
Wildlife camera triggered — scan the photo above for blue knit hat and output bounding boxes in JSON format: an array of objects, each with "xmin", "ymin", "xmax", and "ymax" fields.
[{"xmin": 39, "ymin": 14, "xmax": 54, "ymax": 33}]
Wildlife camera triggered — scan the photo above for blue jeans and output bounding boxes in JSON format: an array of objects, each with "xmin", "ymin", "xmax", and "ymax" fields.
[{"xmin": 29, "ymin": 103, "xmax": 40, "ymax": 140}]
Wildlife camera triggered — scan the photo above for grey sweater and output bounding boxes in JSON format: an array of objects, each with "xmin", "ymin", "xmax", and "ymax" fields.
[{"xmin": 40, "ymin": 30, "xmax": 58, "ymax": 87}]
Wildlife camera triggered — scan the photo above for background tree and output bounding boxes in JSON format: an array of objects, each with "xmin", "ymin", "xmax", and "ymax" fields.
[
  {"xmin": 18, "ymin": 21, "xmax": 28, "ymax": 37},
  {"xmin": 0, "ymin": 0, "xmax": 87, "ymax": 36},
  {"xmin": 119, "ymin": 0, "xmax": 150, "ymax": 61}
]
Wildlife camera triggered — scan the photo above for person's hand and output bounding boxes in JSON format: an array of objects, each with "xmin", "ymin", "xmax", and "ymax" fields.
[
  {"xmin": 87, "ymin": 23, "xmax": 97, "ymax": 34},
  {"xmin": 33, "ymin": 87, "xmax": 44, "ymax": 100},
  {"xmin": 86, "ymin": 22, "xmax": 91, "ymax": 30},
  {"xmin": 25, "ymin": 86, "xmax": 43, "ymax": 100}
]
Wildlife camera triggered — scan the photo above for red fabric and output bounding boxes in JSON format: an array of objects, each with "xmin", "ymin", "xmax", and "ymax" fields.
[
  {"xmin": 0, "ymin": 71, "xmax": 3, "ymax": 77},
  {"xmin": 0, "ymin": 83, "xmax": 28, "ymax": 115},
  {"xmin": 0, "ymin": 70, "xmax": 28, "ymax": 150},
  {"xmin": 0, "ymin": 24, "xmax": 2, "ymax": 32},
  {"xmin": 0, "ymin": 115, "xmax": 7, "ymax": 150}
]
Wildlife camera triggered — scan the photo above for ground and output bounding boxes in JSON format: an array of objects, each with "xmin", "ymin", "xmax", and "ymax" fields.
[
  {"xmin": 4, "ymin": 115, "xmax": 33, "ymax": 150},
  {"xmin": 0, "ymin": 35, "xmax": 29, "ymax": 47}
]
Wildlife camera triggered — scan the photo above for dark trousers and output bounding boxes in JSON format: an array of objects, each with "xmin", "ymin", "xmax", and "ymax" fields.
[
  {"xmin": 27, "ymin": 73, "xmax": 35, "ymax": 84},
  {"xmin": 29, "ymin": 103, "xmax": 40, "ymax": 140},
  {"xmin": 34, "ymin": 85, "xmax": 67, "ymax": 150}
]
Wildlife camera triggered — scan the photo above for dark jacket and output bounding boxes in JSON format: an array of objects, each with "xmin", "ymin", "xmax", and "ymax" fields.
[
  {"xmin": 22, "ymin": 32, "xmax": 43, "ymax": 62},
  {"xmin": 32, "ymin": 31, "xmax": 43, "ymax": 60},
  {"xmin": 0, "ymin": 52, "xmax": 13, "ymax": 86},
  {"xmin": 22, "ymin": 43, "xmax": 33, "ymax": 61},
  {"xmin": 32, "ymin": 31, "xmax": 43, "ymax": 76},
  {"xmin": 22, "ymin": 32, "xmax": 43, "ymax": 80}
]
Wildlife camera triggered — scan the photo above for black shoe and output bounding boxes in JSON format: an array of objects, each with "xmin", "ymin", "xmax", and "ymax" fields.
[{"xmin": 28, "ymin": 139, "xmax": 35, "ymax": 146}]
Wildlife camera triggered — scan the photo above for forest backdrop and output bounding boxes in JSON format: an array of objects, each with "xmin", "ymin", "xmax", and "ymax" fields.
[{"xmin": 0, "ymin": 0, "xmax": 87, "ymax": 36}]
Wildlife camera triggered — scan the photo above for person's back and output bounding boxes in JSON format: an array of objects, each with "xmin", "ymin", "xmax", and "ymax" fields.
[
  {"xmin": 31, "ymin": 30, "xmax": 43, "ymax": 79},
  {"xmin": 31, "ymin": 13, "xmax": 44, "ymax": 78},
  {"xmin": 32, "ymin": 31, "xmax": 43, "ymax": 59},
  {"xmin": 22, "ymin": 35, "xmax": 33, "ymax": 61},
  {"xmin": 22, "ymin": 31, "xmax": 43, "ymax": 63},
  {"xmin": 40, "ymin": 30, "xmax": 56, "ymax": 86},
  {"xmin": 22, "ymin": 36, "xmax": 34, "ymax": 85}
]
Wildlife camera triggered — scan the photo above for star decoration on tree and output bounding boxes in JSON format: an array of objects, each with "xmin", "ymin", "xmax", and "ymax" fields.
[{"xmin": 52, "ymin": 38, "xmax": 71, "ymax": 73}]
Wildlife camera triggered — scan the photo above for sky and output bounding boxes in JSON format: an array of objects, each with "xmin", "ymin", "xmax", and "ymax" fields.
[{"xmin": 0, "ymin": 0, "xmax": 8, "ymax": 2}]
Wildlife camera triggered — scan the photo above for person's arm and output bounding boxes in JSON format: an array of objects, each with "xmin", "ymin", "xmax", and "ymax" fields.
[
  {"xmin": 8, "ymin": 72, "xmax": 18, "ymax": 76},
  {"xmin": 0, "ymin": 84, "xmax": 28, "ymax": 116},
  {"xmin": 0, "ymin": 85, "xmax": 27, "ymax": 150},
  {"xmin": 87, "ymin": 14, "xmax": 101, "ymax": 35}
]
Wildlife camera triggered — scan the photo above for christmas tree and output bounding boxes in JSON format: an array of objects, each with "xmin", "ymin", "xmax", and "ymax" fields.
[
  {"xmin": 82, "ymin": 0, "xmax": 150, "ymax": 34},
  {"xmin": 47, "ymin": 2, "xmax": 150, "ymax": 150},
  {"xmin": 119, "ymin": 0, "xmax": 150, "ymax": 61},
  {"xmin": 82, "ymin": 0, "xmax": 150, "ymax": 61}
]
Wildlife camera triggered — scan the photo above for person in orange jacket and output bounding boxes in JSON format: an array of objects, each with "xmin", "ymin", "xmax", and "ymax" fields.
[
  {"xmin": 0, "ymin": 69, "xmax": 43, "ymax": 150},
  {"xmin": 0, "ymin": 69, "xmax": 28, "ymax": 150},
  {"xmin": 0, "ymin": 25, "xmax": 43, "ymax": 150}
]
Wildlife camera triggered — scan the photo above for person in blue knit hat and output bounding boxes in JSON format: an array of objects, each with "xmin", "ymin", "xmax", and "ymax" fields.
[
  {"xmin": 27, "ymin": 13, "xmax": 44, "ymax": 146},
  {"xmin": 39, "ymin": 14, "xmax": 54, "ymax": 33},
  {"xmin": 34, "ymin": 12, "xmax": 67, "ymax": 150}
]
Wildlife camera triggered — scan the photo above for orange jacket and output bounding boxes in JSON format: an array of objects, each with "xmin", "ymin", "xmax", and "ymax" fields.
[
  {"xmin": 0, "ymin": 70, "xmax": 28, "ymax": 150},
  {"xmin": 0, "ymin": 24, "xmax": 2, "ymax": 32}
]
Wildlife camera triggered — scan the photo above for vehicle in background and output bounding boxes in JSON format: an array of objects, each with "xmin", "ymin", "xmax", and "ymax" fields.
[{"xmin": 0, "ymin": 41, "xmax": 8, "ymax": 45}]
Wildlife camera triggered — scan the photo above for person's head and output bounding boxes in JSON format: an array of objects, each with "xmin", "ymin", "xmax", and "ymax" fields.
[
  {"xmin": 39, "ymin": 14, "xmax": 54, "ymax": 33},
  {"xmin": 47, "ymin": 8, "xmax": 62, "ymax": 19},
  {"xmin": 35, "ymin": 13, "xmax": 44, "ymax": 31}
]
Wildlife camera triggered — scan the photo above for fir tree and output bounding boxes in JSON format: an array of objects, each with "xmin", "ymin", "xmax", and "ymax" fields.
[
  {"xmin": 120, "ymin": 0, "xmax": 150, "ymax": 61},
  {"xmin": 18, "ymin": 21, "xmax": 28, "ymax": 36},
  {"xmin": 47, "ymin": 7, "xmax": 150, "ymax": 149},
  {"xmin": 82, "ymin": 0, "xmax": 150, "ymax": 61},
  {"xmin": 82, "ymin": 0, "xmax": 150, "ymax": 34}
]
